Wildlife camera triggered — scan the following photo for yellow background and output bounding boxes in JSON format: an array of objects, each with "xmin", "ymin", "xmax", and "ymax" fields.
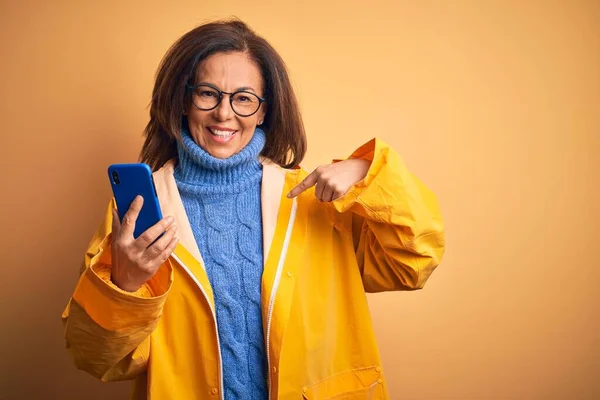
[{"xmin": 1, "ymin": 0, "xmax": 598, "ymax": 398}]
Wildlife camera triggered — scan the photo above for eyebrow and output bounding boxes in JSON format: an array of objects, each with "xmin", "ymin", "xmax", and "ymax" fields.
[{"xmin": 198, "ymin": 82, "xmax": 258, "ymax": 93}]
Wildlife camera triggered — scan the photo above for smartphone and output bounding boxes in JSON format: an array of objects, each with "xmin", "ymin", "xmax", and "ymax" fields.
[{"xmin": 108, "ymin": 163, "xmax": 163, "ymax": 239}]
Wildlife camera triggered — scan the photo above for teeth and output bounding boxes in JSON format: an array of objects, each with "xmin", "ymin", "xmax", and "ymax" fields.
[{"xmin": 209, "ymin": 128, "xmax": 235, "ymax": 137}]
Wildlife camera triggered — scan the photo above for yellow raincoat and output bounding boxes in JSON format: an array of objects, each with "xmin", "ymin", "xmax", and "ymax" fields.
[{"xmin": 62, "ymin": 138, "xmax": 445, "ymax": 399}]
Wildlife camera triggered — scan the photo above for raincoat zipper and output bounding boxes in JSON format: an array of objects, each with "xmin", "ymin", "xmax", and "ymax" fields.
[
  {"xmin": 266, "ymin": 198, "xmax": 298, "ymax": 400},
  {"xmin": 171, "ymin": 253, "xmax": 224, "ymax": 400}
]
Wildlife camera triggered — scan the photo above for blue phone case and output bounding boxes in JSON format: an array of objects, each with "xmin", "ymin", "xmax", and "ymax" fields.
[{"xmin": 108, "ymin": 163, "xmax": 163, "ymax": 239}]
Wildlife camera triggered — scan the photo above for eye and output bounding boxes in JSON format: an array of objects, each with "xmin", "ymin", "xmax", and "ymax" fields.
[
  {"xmin": 233, "ymin": 92, "xmax": 257, "ymax": 103},
  {"xmin": 199, "ymin": 90, "xmax": 217, "ymax": 98}
]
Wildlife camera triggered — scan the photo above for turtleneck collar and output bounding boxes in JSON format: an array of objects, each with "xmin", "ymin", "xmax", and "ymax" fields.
[{"xmin": 174, "ymin": 125, "xmax": 265, "ymax": 195}]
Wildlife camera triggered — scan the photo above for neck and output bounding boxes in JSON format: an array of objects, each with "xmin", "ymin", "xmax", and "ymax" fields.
[{"xmin": 174, "ymin": 126, "xmax": 266, "ymax": 195}]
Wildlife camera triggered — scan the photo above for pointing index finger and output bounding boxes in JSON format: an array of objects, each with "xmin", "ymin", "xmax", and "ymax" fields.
[{"xmin": 287, "ymin": 170, "xmax": 318, "ymax": 198}]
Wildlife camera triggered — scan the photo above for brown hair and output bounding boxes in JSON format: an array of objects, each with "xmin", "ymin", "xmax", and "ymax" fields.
[{"xmin": 139, "ymin": 19, "xmax": 306, "ymax": 170}]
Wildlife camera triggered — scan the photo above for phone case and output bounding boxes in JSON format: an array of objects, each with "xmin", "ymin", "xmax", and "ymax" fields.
[{"xmin": 108, "ymin": 163, "xmax": 164, "ymax": 239}]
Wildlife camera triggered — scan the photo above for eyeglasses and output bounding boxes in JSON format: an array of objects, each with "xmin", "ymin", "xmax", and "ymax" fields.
[{"xmin": 186, "ymin": 83, "xmax": 265, "ymax": 117}]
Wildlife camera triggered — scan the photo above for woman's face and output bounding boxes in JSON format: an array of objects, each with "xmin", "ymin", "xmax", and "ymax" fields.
[{"xmin": 186, "ymin": 51, "xmax": 266, "ymax": 159}]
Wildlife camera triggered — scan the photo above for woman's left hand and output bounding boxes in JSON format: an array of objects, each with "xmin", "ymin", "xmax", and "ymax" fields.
[{"xmin": 287, "ymin": 159, "xmax": 370, "ymax": 202}]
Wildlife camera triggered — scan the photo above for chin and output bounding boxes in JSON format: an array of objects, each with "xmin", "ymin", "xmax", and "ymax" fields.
[{"xmin": 207, "ymin": 147, "xmax": 236, "ymax": 159}]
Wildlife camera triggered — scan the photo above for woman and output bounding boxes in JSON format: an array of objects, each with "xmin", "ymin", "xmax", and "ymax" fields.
[{"xmin": 62, "ymin": 19, "xmax": 445, "ymax": 400}]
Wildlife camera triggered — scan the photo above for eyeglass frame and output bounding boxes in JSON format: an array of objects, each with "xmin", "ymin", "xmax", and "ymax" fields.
[{"xmin": 185, "ymin": 83, "xmax": 266, "ymax": 117}]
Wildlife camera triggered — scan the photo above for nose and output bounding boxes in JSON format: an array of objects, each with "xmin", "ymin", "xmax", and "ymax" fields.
[{"xmin": 213, "ymin": 94, "xmax": 234, "ymax": 121}]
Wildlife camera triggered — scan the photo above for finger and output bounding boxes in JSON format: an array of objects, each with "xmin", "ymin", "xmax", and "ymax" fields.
[
  {"xmin": 321, "ymin": 184, "xmax": 335, "ymax": 202},
  {"xmin": 287, "ymin": 170, "xmax": 318, "ymax": 198},
  {"xmin": 315, "ymin": 181, "xmax": 326, "ymax": 202},
  {"xmin": 144, "ymin": 225, "xmax": 177, "ymax": 259},
  {"xmin": 150, "ymin": 234, "xmax": 179, "ymax": 269},
  {"xmin": 161, "ymin": 235, "xmax": 180, "ymax": 262},
  {"xmin": 331, "ymin": 185, "xmax": 348, "ymax": 201},
  {"xmin": 135, "ymin": 215, "xmax": 175, "ymax": 249},
  {"xmin": 121, "ymin": 196, "xmax": 144, "ymax": 238}
]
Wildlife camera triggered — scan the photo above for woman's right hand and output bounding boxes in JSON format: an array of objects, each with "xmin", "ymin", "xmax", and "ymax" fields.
[{"xmin": 110, "ymin": 195, "xmax": 179, "ymax": 292}]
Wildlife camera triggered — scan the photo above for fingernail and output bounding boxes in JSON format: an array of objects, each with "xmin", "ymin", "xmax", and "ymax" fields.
[
  {"xmin": 287, "ymin": 193, "xmax": 292, "ymax": 198},
  {"xmin": 167, "ymin": 216, "xmax": 174, "ymax": 224}
]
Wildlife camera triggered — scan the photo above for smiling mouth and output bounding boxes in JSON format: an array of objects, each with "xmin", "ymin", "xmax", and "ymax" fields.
[{"xmin": 208, "ymin": 127, "xmax": 237, "ymax": 138}]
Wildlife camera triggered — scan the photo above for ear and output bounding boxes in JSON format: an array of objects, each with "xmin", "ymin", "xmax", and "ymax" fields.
[{"xmin": 258, "ymin": 104, "xmax": 267, "ymax": 125}]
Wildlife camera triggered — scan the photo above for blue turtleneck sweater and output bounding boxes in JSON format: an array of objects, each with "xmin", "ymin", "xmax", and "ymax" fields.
[{"xmin": 174, "ymin": 127, "xmax": 267, "ymax": 400}]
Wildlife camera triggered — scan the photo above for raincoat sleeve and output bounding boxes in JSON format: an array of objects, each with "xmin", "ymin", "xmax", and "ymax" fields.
[
  {"xmin": 331, "ymin": 138, "xmax": 445, "ymax": 292},
  {"xmin": 61, "ymin": 199, "xmax": 172, "ymax": 382}
]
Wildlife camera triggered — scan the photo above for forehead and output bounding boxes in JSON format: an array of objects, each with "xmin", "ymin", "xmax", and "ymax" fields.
[{"xmin": 195, "ymin": 52, "xmax": 263, "ymax": 92}]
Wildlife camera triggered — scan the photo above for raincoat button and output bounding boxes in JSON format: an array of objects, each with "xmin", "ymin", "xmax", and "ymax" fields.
[
  {"xmin": 303, "ymin": 387, "xmax": 308, "ymax": 393},
  {"xmin": 272, "ymin": 366, "xmax": 277, "ymax": 373},
  {"xmin": 211, "ymin": 387, "xmax": 218, "ymax": 395},
  {"xmin": 377, "ymin": 378, "xmax": 383, "ymax": 384},
  {"xmin": 286, "ymin": 271, "xmax": 293, "ymax": 277},
  {"xmin": 375, "ymin": 367, "xmax": 381, "ymax": 372}
]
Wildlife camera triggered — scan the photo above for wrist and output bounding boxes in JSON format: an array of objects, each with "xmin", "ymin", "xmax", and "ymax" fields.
[{"xmin": 110, "ymin": 273, "xmax": 143, "ymax": 293}]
